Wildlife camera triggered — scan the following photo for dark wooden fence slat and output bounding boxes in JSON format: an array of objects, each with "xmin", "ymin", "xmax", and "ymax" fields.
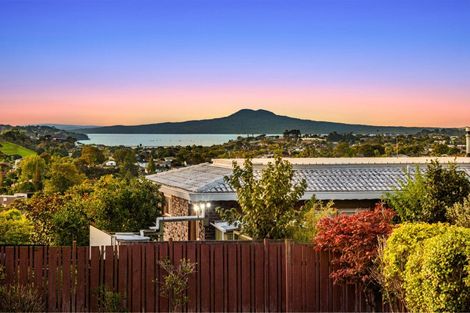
[
  {"xmin": 226, "ymin": 243, "xmax": 238, "ymax": 312},
  {"xmin": 186, "ymin": 242, "xmax": 197, "ymax": 312},
  {"xmin": 61, "ymin": 247, "xmax": 71, "ymax": 313},
  {"xmin": 117, "ymin": 245, "xmax": 128, "ymax": 310},
  {"xmin": 254, "ymin": 243, "xmax": 265, "ymax": 312},
  {"xmin": 48, "ymin": 247, "xmax": 58, "ymax": 312},
  {"xmin": 5, "ymin": 246, "xmax": 15, "ymax": 284},
  {"xmin": 76, "ymin": 247, "xmax": 88, "ymax": 312},
  {"xmin": 131, "ymin": 245, "xmax": 142, "ymax": 313},
  {"xmin": 199, "ymin": 243, "xmax": 211, "ymax": 312},
  {"xmin": 89, "ymin": 247, "xmax": 100, "ymax": 312},
  {"xmin": 145, "ymin": 244, "xmax": 156, "ymax": 313},
  {"xmin": 105, "ymin": 245, "xmax": 114, "ymax": 291},
  {"xmin": 18, "ymin": 246, "xmax": 28, "ymax": 285},
  {"xmin": 33, "ymin": 246, "xmax": 44, "ymax": 293}
]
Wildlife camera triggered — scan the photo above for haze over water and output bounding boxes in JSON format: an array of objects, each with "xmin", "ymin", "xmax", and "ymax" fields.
[{"xmin": 79, "ymin": 134, "xmax": 250, "ymax": 147}]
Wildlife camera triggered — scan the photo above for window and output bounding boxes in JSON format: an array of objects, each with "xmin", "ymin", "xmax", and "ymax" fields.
[{"xmin": 163, "ymin": 196, "xmax": 172, "ymax": 216}]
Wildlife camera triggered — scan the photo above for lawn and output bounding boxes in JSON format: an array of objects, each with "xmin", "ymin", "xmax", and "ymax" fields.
[{"xmin": 0, "ymin": 141, "xmax": 36, "ymax": 158}]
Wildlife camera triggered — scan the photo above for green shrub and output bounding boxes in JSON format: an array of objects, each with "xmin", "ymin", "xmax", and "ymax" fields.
[
  {"xmin": 404, "ymin": 227, "xmax": 470, "ymax": 312},
  {"xmin": 381, "ymin": 223, "xmax": 448, "ymax": 309},
  {"xmin": 96, "ymin": 286, "xmax": 127, "ymax": 312},
  {"xmin": 446, "ymin": 195, "xmax": 470, "ymax": 228},
  {"xmin": 386, "ymin": 161, "xmax": 470, "ymax": 223}
]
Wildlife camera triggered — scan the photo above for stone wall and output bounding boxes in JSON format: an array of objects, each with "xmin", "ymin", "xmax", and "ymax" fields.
[{"xmin": 163, "ymin": 196, "xmax": 190, "ymax": 241}]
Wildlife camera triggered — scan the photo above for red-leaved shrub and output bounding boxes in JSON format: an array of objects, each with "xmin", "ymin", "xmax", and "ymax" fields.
[
  {"xmin": 315, "ymin": 204, "xmax": 395, "ymax": 284},
  {"xmin": 315, "ymin": 204, "xmax": 395, "ymax": 309}
]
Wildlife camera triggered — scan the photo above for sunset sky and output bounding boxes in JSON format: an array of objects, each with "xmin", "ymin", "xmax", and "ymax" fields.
[{"xmin": 1, "ymin": 0, "xmax": 469, "ymax": 127}]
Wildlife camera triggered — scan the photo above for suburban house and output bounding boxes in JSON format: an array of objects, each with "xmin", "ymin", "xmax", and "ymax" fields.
[{"xmin": 146, "ymin": 157, "xmax": 470, "ymax": 241}]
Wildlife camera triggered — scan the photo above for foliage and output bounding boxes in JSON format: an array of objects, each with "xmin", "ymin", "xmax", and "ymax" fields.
[
  {"xmin": 87, "ymin": 176, "xmax": 163, "ymax": 232},
  {"xmin": 19, "ymin": 155, "xmax": 46, "ymax": 191},
  {"xmin": 44, "ymin": 157, "xmax": 85, "ymax": 193},
  {"xmin": 80, "ymin": 145, "xmax": 105, "ymax": 166},
  {"xmin": 157, "ymin": 258, "xmax": 197, "ymax": 312},
  {"xmin": 13, "ymin": 193, "xmax": 65, "ymax": 245},
  {"xmin": 381, "ymin": 223, "xmax": 449, "ymax": 310},
  {"xmin": 217, "ymin": 157, "xmax": 311, "ymax": 239},
  {"xmin": 147, "ymin": 156, "xmax": 156, "ymax": 173},
  {"xmin": 315, "ymin": 205, "xmax": 395, "ymax": 285},
  {"xmin": 403, "ymin": 226, "xmax": 470, "ymax": 312},
  {"xmin": 52, "ymin": 194, "xmax": 90, "ymax": 246},
  {"xmin": 292, "ymin": 198, "xmax": 336, "ymax": 243},
  {"xmin": 113, "ymin": 148, "xmax": 138, "ymax": 177},
  {"xmin": 315, "ymin": 205, "xmax": 395, "ymax": 310},
  {"xmin": 446, "ymin": 195, "xmax": 470, "ymax": 227},
  {"xmin": 0, "ymin": 208, "xmax": 33, "ymax": 244},
  {"xmin": 386, "ymin": 161, "xmax": 470, "ymax": 223},
  {"xmin": 96, "ymin": 286, "xmax": 127, "ymax": 312}
]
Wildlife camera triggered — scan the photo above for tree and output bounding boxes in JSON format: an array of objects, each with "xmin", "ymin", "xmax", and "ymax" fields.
[
  {"xmin": 217, "ymin": 157, "xmax": 311, "ymax": 239},
  {"xmin": 292, "ymin": 198, "xmax": 336, "ymax": 243},
  {"xmin": 19, "ymin": 155, "xmax": 46, "ymax": 191},
  {"xmin": 315, "ymin": 205, "xmax": 395, "ymax": 310},
  {"xmin": 147, "ymin": 156, "xmax": 156, "ymax": 174},
  {"xmin": 88, "ymin": 176, "xmax": 164, "ymax": 232},
  {"xmin": 44, "ymin": 157, "xmax": 85, "ymax": 193},
  {"xmin": 11, "ymin": 193, "xmax": 65, "ymax": 245},
  {"xmin": 113, "ymin": 148, "xmax": 138, "ymax": 178},
  {"xmin": 386, "ymin": 160, "xmax": 470, "ymax": 223},
  {"xmin": 52, "ymin": 194, "xmax": 89, "ymax": 246},
  {"xmin": 80, "ymin": 146, "xmax": 105, "ymax": 166},
  {"xmin": 0, "ymin": 209, "xmax": 32, "ymax": 244}
]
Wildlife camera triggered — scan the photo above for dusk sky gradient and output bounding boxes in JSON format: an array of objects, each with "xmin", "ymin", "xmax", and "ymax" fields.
[{"xmin": 1, "ymin": 0, "xmax": 469, "ymax": 127}]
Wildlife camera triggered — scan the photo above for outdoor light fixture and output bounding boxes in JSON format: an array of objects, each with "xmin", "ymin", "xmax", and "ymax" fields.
[{"xmin": 193, "ymin": 202, "xmax": 211, "ymax": 217}]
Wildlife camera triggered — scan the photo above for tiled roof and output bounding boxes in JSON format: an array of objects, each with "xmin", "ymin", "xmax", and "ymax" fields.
[
  {"xmin": 147, "ymin": 158, "xmax": 470, "ymax": 195},
  {"xmin": 201, "ymin": 167, "xmax": 423, "ymax": 193},
  {"xmin": 147, "ymin": 163, "xmax": 232, "ymax": 193}
]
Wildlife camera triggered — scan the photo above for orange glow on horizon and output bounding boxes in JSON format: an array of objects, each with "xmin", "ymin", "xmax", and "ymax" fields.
[{"xmin": 1, "ymin": 84, "xmax": 469, "ymax": 128}]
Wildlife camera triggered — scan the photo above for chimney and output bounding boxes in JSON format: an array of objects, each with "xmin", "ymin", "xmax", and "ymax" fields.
[{"xmin": 466, "ymin": 127, "xmax": 470, "ymax": 157}]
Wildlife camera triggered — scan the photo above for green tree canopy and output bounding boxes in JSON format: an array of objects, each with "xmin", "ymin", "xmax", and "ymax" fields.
[
  {"xmin": 88, "ymin": 176, "xmax": 164, "ymax": 232},
  {"xmin": 19, "ymin": 155, "xmax": 46, "ymax": 191},
  {"xmin": 217, "ymin": 157, "xmax": 311, "ymax": 239},
  {"xmin": 80, "ymin": 145, "xmax": 105, "ymax": 166},
  {"xmin": 386, "ymin": 160, "xmax": 470, "ymax": 223},
  {"xmin": 0, "ymin": 208, "xmax": 32, "ymax": 244},
  {"xmin": 44, "ymin": 157, "xmax": 85, "ymax": 193},
  {"xmin": 147, "ymin": 155, "xmax": 156, "ymax": 174}
]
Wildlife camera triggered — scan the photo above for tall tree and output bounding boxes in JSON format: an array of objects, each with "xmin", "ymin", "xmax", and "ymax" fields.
[
  {"xmin": 19, "ymin": 155, "xmax": 46, "ymax": 191},
  {"xmin": 147, "ymin": 156, "xmax": 156, "ymax": 174},
  {"xmin": 44, "ymin": 157, "xmax": 85, "ymax": 194},
  {"xmin": 217, "ymin": 157, "xmax": 311, "ymax": 239}
]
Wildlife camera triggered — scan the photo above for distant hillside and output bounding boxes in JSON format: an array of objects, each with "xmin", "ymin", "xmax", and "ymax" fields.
[
  {"xmin": 40, "ymin": 124, "xmax": 98, "ymax": 131},
  {"xmin": 79, "ymin": 109, "xmax": 457, "ymax": 135}
]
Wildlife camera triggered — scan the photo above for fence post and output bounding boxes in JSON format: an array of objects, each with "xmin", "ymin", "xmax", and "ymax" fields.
[{"xmin": 285, "ymin": 239, "xmax": 292, "ymax": 312}]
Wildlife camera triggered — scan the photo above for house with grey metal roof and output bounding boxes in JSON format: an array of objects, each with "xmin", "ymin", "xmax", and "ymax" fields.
[{"xmin": 146, "ymin": 157, "xmax": 470, "ymax": 240}]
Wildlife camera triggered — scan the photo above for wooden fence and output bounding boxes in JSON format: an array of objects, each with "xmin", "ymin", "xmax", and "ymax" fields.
[{"xmin": 0, "ymin": 241, "xmax": 372, "ymax": 312}]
